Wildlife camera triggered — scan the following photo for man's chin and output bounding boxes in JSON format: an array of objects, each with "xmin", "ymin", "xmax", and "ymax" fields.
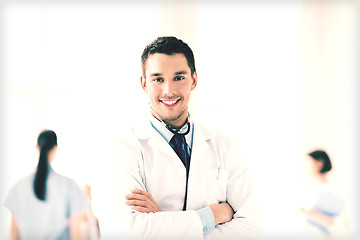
[
  {"xmin": 162, "ymin": 115, "xmax": 181, "ymax": 123},
  {"xmin": 163, "ymin": 113, "xmax": 189, "ymax": 127},
  {"xmin": 152, "ymin": 106, "xmax": 187, "ymax": 123}
]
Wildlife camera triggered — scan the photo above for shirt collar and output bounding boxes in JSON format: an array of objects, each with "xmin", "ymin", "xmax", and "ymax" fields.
[{"xmin": 148, "ymin": 112, "xmax": 194, "ymax": 148}]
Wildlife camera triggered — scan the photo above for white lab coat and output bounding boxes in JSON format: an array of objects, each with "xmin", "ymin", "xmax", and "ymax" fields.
[{"xmin": 105, "ymin": 118, "xmax": 262, "ymax": 240}]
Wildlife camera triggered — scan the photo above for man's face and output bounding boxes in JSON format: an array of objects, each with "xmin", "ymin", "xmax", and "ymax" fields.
[{"xmin": 141, "ymin": 53, "xmax": 197, "ymax": 128}]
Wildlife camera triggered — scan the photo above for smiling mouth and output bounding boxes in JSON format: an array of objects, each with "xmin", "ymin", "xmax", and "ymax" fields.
[{"xmin": 160, "ymin": 98, "xmax": 181, "ymax": 107}]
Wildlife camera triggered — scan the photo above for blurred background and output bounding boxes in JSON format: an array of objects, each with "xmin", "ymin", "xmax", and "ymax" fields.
[{"xmin": 1, "ymin": 0, "xmax": 358, "ymax": 239}]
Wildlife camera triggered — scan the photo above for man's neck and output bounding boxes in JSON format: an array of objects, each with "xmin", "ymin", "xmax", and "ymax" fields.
[
  {"xmin": 150, "ymin": 109, "xmax": 189, "ymax": 129},
  {"xmin": 152, "ymin": 115, "xmax": 187, "ymax": 130}
]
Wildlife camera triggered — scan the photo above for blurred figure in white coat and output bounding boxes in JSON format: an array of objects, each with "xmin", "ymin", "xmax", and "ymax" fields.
[{"xmin": 299, "ymin": 149, "xmax": 349, "ymax": 239}]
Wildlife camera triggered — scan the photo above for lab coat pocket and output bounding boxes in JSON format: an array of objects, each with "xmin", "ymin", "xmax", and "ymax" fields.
[{"xmin": 206, "ymin": 169, "xmax": 228, "ymax": 203}]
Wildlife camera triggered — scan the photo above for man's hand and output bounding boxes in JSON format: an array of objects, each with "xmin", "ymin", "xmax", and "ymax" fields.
[
  {"xmin": 125, "ymin": 189, "xmax": 160, "ymax": 213},
  {"xmin": 210, "ymin": 202, "xmax": 234, "ymax": 225}
]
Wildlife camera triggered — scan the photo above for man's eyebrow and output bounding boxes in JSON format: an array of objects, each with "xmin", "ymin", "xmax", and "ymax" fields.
[
  {"xmin": 175, "ymin": 71, "xmax": 188, "ymax": 75},
  {"xmin": 150, "ymin": 73, "xmax": 162, "ymax": 77}
]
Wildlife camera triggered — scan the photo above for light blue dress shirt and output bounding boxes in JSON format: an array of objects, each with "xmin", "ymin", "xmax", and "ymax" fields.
[
  {"xmin": 148, "ymin": 113, "xmax": 215, "ymax": 234},
  {"xmin": 4, "ymin": 167, "xmax": 89, "ymax": 239}
]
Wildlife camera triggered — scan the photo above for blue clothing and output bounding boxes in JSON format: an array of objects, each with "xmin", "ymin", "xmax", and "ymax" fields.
[
  {"xmin": 4, "ymin": 167, "xmax": 89, "ymax": 240},
  {"xmin": 148, "ymin": 113, "xmax": 215, "ymax": 234}
]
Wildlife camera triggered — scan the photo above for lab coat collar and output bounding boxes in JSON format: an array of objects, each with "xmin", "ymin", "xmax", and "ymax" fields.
[{"xmin": 132, "ymin": 117, "xmax": 157, "ymax": 140}]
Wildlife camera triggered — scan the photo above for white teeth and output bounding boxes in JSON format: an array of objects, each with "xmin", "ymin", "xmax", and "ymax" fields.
[{"xmin": 162, "ymin": 100, "xmax": 177, "ymax": 105}]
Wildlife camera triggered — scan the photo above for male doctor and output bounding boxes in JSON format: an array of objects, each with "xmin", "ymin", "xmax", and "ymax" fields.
[{"xmin": 114, "ymin": 36, "xmax": 262, "ymax": 239}]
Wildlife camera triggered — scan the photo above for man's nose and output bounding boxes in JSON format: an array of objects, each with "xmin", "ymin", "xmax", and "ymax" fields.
[{"xmin": 163, "ymin": 80, "xmax": 175, "ymax": 96}]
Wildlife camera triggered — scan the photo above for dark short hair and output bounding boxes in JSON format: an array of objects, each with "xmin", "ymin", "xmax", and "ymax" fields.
[
  {"xmin": 308, "ymin": 150, "xmax": 332, "ymax": 174},
  {"xmin": 141, "ymin": 36, "xmax": 196, "ymax": 76}
]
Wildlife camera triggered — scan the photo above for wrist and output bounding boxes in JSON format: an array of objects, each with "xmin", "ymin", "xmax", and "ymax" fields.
[
  {"xmin": 196, "ymin": 207, "xmax": 215, "ymax": 234},
  {"xmin": 210, "ymin": 202, "xmax": 234, "ymax": 225}
]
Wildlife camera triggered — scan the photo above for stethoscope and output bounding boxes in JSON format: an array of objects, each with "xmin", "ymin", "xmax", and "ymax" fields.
[
  {"xmin": 150, "ymin": 105, "xmax": 191, "ymax": 136},
  {"xmin": 150, "ymin": 106, "xmax": 191, "ymax": 210}
]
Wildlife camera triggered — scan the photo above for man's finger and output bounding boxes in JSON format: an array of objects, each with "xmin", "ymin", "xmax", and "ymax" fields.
[
  {"xmin": 126, "ymin": 189, "xmax": 160, "ymax": 213},
  {"xmin": 126, "ymin": 193, "xmax": 150, "ymax": 201},
  {"xmin": 132, "ymin": 189, "xmax": 158, "ymax": 205},
  {"xmin": 126, "ymin": 198, "xmax": 157, "ymax": 212},
  {"xmin": 131, "ymin": 206, "xmax": 152, "ymax": 213},
  {"xmin": 126, "ymin": 199, "xmax": 146, "ymax": 207},
  {"xmin": 131, "ymin": 189, "xmax": 147, "ymax": 195},
  {"xmin": 127, "ymin": 191, "xmax": 158, "ymax": 207}
]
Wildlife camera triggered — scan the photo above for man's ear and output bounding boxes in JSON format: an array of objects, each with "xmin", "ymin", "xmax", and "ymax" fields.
[
  {"xmin": 140, "ymin": 76, "xmax": 148, "ymax": 93},
  {"xmin": 191, "ymin": 72, "xmax": 198, "ymax": 90}
]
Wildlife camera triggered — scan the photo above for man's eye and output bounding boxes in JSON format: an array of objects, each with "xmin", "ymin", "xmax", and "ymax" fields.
[
  {"xmin": 154, "ymin": 78, "xmax": 163, "ymax": 82},
  {"xmin": 174, "ymin": 76, "xmax": 184, "ymax": 81}
]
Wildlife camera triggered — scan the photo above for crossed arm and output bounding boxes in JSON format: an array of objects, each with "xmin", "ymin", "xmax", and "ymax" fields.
[
  {"xmin": 112, "ymin": 135, "xmax": 262, "ymax": 239},
  {"xmin": 125, "ymin": 189, "xmax": 234, "ymax": 225}
]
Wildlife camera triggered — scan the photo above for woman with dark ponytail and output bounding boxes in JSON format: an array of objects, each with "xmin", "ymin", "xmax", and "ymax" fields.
[
  {"xmin": 34, "ymin": 130, "xmax": 57, "ymax": 200},
  {"xmin": 4, "ymin": 130, "xmax": 89, "ymax": 240}
]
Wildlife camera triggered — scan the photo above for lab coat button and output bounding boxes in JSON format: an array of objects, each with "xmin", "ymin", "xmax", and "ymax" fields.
[{"xmin": 203, "ymin": 227, "xmax": 207, "ymax": 233}]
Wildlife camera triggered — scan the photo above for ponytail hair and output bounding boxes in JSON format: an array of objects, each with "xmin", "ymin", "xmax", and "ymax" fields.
[{"xmin": 34, "ymin": 130, "xmax": 57, "ymax": 201}]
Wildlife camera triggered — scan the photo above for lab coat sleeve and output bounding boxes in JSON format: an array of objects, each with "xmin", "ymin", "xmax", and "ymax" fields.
[
  {"xmin": 106, "ymin": 132, "xmax": 204, "ymax": 240},
  {"xmin": 205, "ymin": 138, "xmax": 263, "ymax": 240}
]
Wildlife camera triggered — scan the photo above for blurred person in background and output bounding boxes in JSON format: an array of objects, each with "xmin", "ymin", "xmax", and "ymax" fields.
[
  {"xmin": 80, "ymin": 184, "xmax": 100, "ymax": 240},
  {"xmin": 4, "ymin": 130, "xmax": 89, "ymax": 240},
  {"xmin": 299, "ymin": 149, "xmax": 349, "ymax": 239}
]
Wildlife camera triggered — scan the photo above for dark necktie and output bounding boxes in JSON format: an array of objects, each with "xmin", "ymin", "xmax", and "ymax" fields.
[
  {"xmin": 169, "ymin": 133, "xmax": 189, "ymax": 167},
  {"xmin": 169, "ymin": 133, "xmax": 191, "ymax": 210}
]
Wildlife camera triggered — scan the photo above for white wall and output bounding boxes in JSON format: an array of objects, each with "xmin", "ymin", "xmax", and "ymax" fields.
[
  {"xmin": 1, "ymin": 0, "xmax": 358, "ymax": 238},
  {"xmin": 0, "ymin": 1, "xmax": 160, "ymax": 238},
  {"xmin": 193, "ymin": 0, "xmax": 359, "ymax": 237}
]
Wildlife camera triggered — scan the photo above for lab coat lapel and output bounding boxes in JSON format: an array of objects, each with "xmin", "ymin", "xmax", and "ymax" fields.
[
  {"xmin": 133, "ymin": 118, "xmax": 186, "ymax": 169},
  {"xmin": 132, "ymin": 118, "xmax": 187, "ymax": 210},
  {"xmin": 190, "ymin": 125, "xmax": 211, "ymax": 168},
  {"xmin": 186, "ymin": 124, "xmax": 215, "ymax": 210},
  {"xmin": 149, "ymin": 132, "xmax": 181, "ymax": 162}
]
